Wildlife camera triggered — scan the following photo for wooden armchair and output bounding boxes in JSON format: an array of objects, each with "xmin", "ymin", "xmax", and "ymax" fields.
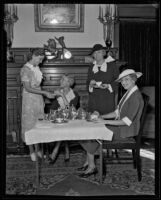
[{"xmin": 99, "ymin": 93, "xmax": 150, "ymax": 184}]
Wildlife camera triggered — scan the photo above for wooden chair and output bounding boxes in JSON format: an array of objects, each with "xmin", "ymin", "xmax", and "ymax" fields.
[{"xmin": 99, "ymin": 93, "xmax": 150, "ymax": 184}]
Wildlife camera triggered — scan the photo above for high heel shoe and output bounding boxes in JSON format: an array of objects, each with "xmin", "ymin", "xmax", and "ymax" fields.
[
  {"xmin": 30, "ymin": 153, "xmax": 36, "ymax": 162},
  {"xmin": 64, "ymin": 152, "xmax": 70, "ymax": 162},
  {"xmin": 48, "ymin": 157, "xmax": 56, "ymax": 165},
  {"xmin": 37, "ymin": 151, "xmax": 43, "ymax": 158},
  {"xmin": 64, "ymin": 157, "xmax": 70, "ymax": 162},
  {"xmin": 78, "ymin": 168, "xmax": 98, "ymax": 178},
  {"xmin": 48, "ymin": 152, "xmax": 58, "ymax": 165},
  {"xmin": 77, "ymin": 165, "xmax": 88, "ymax": 172}
]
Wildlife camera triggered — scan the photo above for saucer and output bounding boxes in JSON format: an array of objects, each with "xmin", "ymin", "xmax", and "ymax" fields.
[{"xmin": 51, "ymin": 119, "xmax": 68, "ymax": 124}]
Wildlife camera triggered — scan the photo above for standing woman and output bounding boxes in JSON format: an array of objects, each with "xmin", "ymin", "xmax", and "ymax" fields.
[
  {"xmin": 87, "ymin": 44, "xmax": 119, "ymax": 114},
  {"xmin": 20, "ymin": 48, "xmax": 61, "ymax": 161}
]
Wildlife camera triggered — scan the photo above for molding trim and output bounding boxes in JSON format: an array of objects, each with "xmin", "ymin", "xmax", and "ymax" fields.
[{"xmin": 10, "ymin": 47, "xmax": 119, "ymax": 64}]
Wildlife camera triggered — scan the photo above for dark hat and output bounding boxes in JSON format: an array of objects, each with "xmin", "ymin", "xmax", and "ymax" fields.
[
  {"xmin": 27, "ymin": 48, "xmax": 45, "ymax": 61},
  {"xmin": 30, "ymin": 48, "xmax": 45, "ymax": 56},
  {"xmin": 89, "ymin": 44, "xmax": 108, "ymax": 55}
]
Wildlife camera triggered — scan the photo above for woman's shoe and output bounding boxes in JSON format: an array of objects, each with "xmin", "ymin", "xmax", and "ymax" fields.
[
  {"xmin": 48, "ymin": 152, "xmax": 58, "ymax": 164},
  {"xmin": 78, "ymin": 168, "xmax": 98, "ymax": 178},
  {"xmin": 37, "ymin": 151, "xmax": 43, "ymax": 158},
  {"xmin": 64, "ymin": 157, "xmax": 70, "ymax": 162},
  {"xmin": 48, "ymin": 157, "xmax": 56, "ymax": 165},
  {"xmin": 77, "ymin": 165, "xmax": 88, "ymax": 172},
  {"xmin": 64, "ymin": 152, "xmax": 70, "ymax": 162},
  {"xmin": 30, "ymin": 153, "xmax": 36, "ymax": 162}
]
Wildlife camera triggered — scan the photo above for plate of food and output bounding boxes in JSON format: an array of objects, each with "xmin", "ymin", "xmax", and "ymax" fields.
[
  {"xmin": 86, "ymin": 111, "xmax": 100, "ymax": 122},
  {"xmin": 51, "ymin": 118, "xmax": 68, "ymax": 124}
]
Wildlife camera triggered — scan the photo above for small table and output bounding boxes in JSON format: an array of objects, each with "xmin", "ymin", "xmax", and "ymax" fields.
[{"xmin": 25, "ymin": 119, "xmax": 113, "ymax": 188}]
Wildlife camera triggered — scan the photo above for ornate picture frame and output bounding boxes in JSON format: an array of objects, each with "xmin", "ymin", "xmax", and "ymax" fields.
[{"xmin": 34, "ymin": 4, "xmax": 84, "ymax": 32}]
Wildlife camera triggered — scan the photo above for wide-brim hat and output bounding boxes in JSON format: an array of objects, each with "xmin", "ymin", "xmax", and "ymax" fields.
[
  {"xmin": 115, "ymin": 69, "xmax": 143, "ymax": 82},
  {"xmin": 89, "ymin": 44, "xmax": 108, "ymax": 55}
]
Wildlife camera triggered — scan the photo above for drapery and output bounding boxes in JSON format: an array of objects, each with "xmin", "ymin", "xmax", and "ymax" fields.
[{"xmin": 119, "ymin": 20, "xmax": 158, "ymax": 86}]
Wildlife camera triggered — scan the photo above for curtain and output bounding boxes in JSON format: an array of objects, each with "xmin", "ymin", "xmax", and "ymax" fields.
[{"xmin": 119, "ymin": 20, "xmax": 158, "ymax": 86}]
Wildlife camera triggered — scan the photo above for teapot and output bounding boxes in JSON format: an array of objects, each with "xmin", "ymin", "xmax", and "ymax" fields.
[
  {"xmin": 77, "ymin": 107, "xmax": 87, "ymax": 119},
  {"xmin": 69, "ymin": 104, "xmax": 77, "ymax": 120}
]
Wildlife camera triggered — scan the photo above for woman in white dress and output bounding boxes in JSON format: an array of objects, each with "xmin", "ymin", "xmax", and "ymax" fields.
[{"xmin": 20, "ymin": 48, "xmax": 62, "ymax": 161}]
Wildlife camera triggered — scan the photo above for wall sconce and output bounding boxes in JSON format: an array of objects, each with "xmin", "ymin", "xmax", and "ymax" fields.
[
  {"xmin": 98, "ymin": 4, "xmax": 119, "ymax": 49},
  {"xmin": 4, "ymin": 4, "xmax": 18, "ymax": 62},
  {"xmin": 4, "ymin": 4, "xmax": 18, "ymax": 46}
]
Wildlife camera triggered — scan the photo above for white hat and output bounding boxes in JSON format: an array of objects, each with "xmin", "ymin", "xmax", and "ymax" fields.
[{"xmin": 116, "ymin": 69, "xmax": 143, "ymax": 82}]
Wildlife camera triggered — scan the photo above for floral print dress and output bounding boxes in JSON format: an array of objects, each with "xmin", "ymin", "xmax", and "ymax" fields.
[{"xmin": 20, "ymin": 63, "xmax": 44, "ymax": 142}]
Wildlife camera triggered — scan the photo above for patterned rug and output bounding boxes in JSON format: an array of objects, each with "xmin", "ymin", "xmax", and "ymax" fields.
[{"xmin": 6, "ymin": 149, "xmax": 155, "ymax": 196}]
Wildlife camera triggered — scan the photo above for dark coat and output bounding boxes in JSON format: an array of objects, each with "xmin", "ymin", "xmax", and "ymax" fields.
[{"xmin": 87, "ymin": 61, "xmax": 119, "ymax": 114}]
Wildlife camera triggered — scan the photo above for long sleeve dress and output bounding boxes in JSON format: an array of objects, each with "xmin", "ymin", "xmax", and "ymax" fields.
[
  {"xmin": 80, "ymin": 86, "xmax": 144, "ymax": 154},
  {"xmin": 20, "ymin": 62, "xmax": 44, "ymax": 142},
  {"xmin": 87, "ymin": 61, "xmax": 119, "ymax": 114}
]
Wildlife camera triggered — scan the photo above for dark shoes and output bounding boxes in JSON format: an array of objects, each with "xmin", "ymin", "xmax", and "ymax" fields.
[
  {"xmin": 77, "ymin": 165, "xmax": 88, "ymax": 172},
  {"xmin": 47, "ymin": 152, "xmax": 58, "ymax": 165},
  {"xmin": 47, "ymin": 157, "xmax": 56, "ymax": 165},
  {"xmin": 64, "ymin": 157, "xmax": 70, "ymax": 162},
  {"xmin": 78, "ymin": 167, "xmax": 98, "ymax": 178}
]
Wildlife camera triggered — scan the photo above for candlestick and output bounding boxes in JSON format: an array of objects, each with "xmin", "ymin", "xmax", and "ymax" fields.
[
  {"xmin": 106, "ymin": 4, "xmax": 110, "ymax": 16},
  {"xmin": 5, "ymin": 4, "xmax": 8, "ymax": 13},
  {"xmin": 15, "ymin": 6, "xmax": 17, "ymax": 16},
  {"xmin": 112, "ymin": 5, "xmax": 115, "ymax": 17},
  {"xmin": 9, "ymin": 5, "xmax": 11, "ymax": 15},
  {"xmin": 101, "ymin": 7, "xmax": 103, "ymax": 19},
  {"xmin": 110, "ymin": 6, "xmax": 112, "ymax": 17},
  {"xmin": 4, "ymin": 3, "xmax": 18, "ymax": 52},
  {"xmin": 99, "ymin": 5, "xmax": 101, "ymax": 18},
  {"xmin": 115, "ymin": 5, "xmax": 118, "ymax": 17},
  {"xmin": 97, "ymin": 4, "xmax": 119, "ymax": 49},
  {"xmin": 13, "ymin": 4, "xmax": 15, "ymax": 15}
]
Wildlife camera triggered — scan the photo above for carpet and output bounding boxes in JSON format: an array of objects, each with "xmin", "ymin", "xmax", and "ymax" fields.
[{"xmin": 6, "ymin": 149, "xmax": 155, "ymax": 196}]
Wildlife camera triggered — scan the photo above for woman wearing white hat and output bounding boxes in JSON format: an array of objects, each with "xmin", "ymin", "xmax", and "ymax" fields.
[{"xmin": 78, "ymin": 69, "xmax": 144, "ymax": 178}]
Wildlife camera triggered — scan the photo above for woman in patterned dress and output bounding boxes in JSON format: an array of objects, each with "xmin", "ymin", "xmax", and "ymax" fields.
[
  {"xmin": 20, "ymin": 48, "xmax": 62, "ymax": 161},
  {"xmin": 47, "ymin": 74, "xmax": 80, "ymax": 164}
]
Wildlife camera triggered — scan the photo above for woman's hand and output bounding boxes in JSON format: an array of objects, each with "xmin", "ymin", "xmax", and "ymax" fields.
[
  {"xmin": 89, "ymin": 80, "xmax": 96, "ymax": 87},
  {"xmin": 43, "ymin": 91, "xmax": 55, "ymax": 99},
  {"xmin": 54, "ymin": 90, "xmax": 64, "ymax": 97},
  {"xmin": 99, "ymin": 83, "xmax": 109, "ymax": 89}
]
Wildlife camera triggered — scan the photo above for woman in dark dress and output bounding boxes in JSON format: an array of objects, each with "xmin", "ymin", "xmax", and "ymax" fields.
[{"xmin": 87, "ymin": 44, "xmax": 119, "ymax": 114}]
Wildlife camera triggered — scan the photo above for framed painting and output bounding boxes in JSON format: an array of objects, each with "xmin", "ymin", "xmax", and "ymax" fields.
[{"xmin": 34, "ymin": 4, "xmax": 84, "ymax": 32}]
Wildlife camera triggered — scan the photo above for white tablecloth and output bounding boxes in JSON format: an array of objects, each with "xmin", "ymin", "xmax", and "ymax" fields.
[{"xmin": 25, "ymin": 119, "xmax": 113, "ymax": 145}]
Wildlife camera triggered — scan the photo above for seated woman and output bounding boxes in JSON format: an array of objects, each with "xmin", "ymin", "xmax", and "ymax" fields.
[
  {"xmin": 78, "ymin": 69, "xmax": 144, "ymax": 178},
  {"xmin": 47, "ymin": 74, "xmax": 80, "ymax": 164}
]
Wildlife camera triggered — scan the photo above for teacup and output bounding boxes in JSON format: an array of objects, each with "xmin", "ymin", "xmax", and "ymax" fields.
[
  {"xmin": 55, "ymin": 118, "xmax": 64, "ymax": 123},
  {"xmin": 96, "ymin": 81, "xmax": 102, "ymax": 87}
]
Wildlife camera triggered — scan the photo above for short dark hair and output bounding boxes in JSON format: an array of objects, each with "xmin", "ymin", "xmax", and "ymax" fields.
[{"xmin": 27, "ymin": 48, "xmax": 45, "ymax": 61}]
